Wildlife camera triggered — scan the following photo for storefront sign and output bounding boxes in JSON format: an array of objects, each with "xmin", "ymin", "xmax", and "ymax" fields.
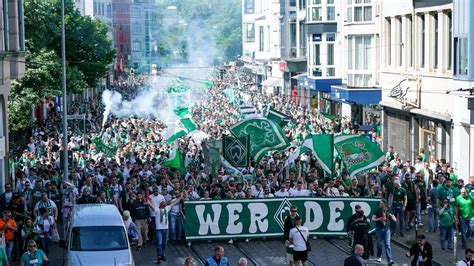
[
  {"xmin": 279, "ymin": 60, "xmax": 287, "ymax": 72},
  {"xmin": 184, "ymin": 197, "xmax": 381, "ymax": 240}
]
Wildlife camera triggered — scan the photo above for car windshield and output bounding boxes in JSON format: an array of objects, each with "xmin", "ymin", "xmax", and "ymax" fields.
[{"xmin": 70, "ymin": 226, "xmax": 128, "ymax": 251}]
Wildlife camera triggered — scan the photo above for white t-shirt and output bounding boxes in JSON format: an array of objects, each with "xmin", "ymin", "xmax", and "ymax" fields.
[
  {"xmin": 275, "ymin": 190, "xmax": 289, "ymax": 197},
  {"xmin": 150, "ymin": 194, "xmax": 165, "ymax": 217},
  {"xmin": 456, "ymin": 260, "xmax": 470, "ymax": 266},
  {"xmin": 154, "ymin": 206, "xmax": 171, "ymax": 230},
  {"xmin": 289, "ymin": 188, "xmax": 310, "ymax": 197},
  {"xmin": 289, "ymin": 225, "xmax": 309, "ymax": 252}
]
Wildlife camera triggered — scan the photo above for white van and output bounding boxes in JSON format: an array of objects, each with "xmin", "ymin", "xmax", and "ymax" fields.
[{"xmin": 65, "ymin": 204, "xmax": 134, "ymax": 266}]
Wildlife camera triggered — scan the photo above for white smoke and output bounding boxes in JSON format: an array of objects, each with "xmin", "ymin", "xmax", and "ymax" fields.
[{"xmin": 101, "ymin": 6, "xmax": 220, "ymax": 127}]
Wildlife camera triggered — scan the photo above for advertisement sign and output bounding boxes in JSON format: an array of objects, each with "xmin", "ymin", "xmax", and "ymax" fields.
[{"xmin": 184, "ymin": 197, "xmax": 381, "ymax": 240}]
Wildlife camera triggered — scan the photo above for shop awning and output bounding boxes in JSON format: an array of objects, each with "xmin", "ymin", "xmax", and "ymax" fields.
[
  {"xmin": 330, "ymin": 85, "xmax": 381, "ymax": 105},
  {"xmin": 291, "ymin": 73, "xmax": 307, "ymax": 80},
  {"xmin": 260, "ymin": 77, "xmax": 283, "ymax": 87}
]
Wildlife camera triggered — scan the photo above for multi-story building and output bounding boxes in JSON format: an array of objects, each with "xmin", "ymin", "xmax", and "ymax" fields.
[
  {"xmin": 113, "ymin": 0, "xmax": 131, "ymax": 73},
  {"xmin": 130, "ymin": 0, "xmax": 159, "ymax": 73},
  {"xmin": 1, "ymin": 0, "xmax": 26, "ymax": 186},
  {"xmin": 74, "ymin": 0, "xmax": 86, "ymax": 15},
  {"xmin": 379, "ymin": 0, "xmax": 455, "ymax": 168}
]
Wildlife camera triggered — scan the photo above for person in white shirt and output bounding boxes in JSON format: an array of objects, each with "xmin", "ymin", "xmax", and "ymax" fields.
[
  {"xmin": 456, "ymin": 248, "xmax": 473, "ymax": 266},
  {"xmin": 263, "ymin": 187, "xmax": 274, "ymax": 198},
  {"xmin": 289, "ymin": 181, "xmax": 310, "ymax": 197},
  {"xmin": 252, "ymin": 181, "xmax": 264, "ymax": 198},
  {"xmin": 337, "ymin": 186, "xmax": 349, "ymax": 197},
  {"xmin": 275, "ymin": 183, "xmax": 290, "ymax": 198},
  {"xmin": 154, "ymin": 195, "xmax": 180, "ymax": 264},
  {"xmin": 289, "ymin": 216, "xmax": 310, "ymax": 266}
]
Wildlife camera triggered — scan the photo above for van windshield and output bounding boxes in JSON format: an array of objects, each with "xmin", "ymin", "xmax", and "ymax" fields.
[{"xmin": 70, "ymin": 226, "xmax": 128, "ymax": 251}]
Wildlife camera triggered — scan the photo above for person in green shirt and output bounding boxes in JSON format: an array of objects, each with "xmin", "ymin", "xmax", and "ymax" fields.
[
  {"xmin": 372, "ymin": 199, "xmax": 397, "ymax": 264},
  {"xmin": 389, "ymin": 180, "xmax": 407, "ymax": 237},
  {"xmin": 20, "ymin": 240, "xmax": 48, "ymax": 266},
  {"xmin": 438, "ymin": 178, "xmax": 459, "ymax": 206},
  {"xmin": 438, "ymin": 198, "xmax": 455, "ymax": 250},
  {"xmin": 455, "ymin": 188, "xmax": 473, "ymax": 250},
  {"xmin": 0, "ymin": 246, "xmax": 7, "ymax": 266},
  {"xmin": 402, "ymin": 174, "xmax": 417, "ymax": 230}
]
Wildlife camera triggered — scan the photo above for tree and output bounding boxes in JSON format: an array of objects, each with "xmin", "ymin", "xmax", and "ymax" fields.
[{"xmin": 8, "ymin": 0, "xmax": 115, "ymax": 142}]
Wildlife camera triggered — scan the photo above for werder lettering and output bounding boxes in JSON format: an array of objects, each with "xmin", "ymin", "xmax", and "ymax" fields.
[
  {"xmin": 185, "ymin": 198, "xmax": 381, "ymax": 240},
  {"xmin": 328, "ymin": 201, "xmax": 345, "ymax": 231},
  {"xmin": 248, "ymin": 203, "xmax": 269, "ymax": 233},
  {"xmin": 196, "ymin": 204, "xmax": 222, "ymax": 235},
  {"xmin": 226, "ymin": 203, "xmax": 243, "ymax": 234},
  {"xmin": 303, "ymin": 201, "xmax": 323, "ymax": 230}
]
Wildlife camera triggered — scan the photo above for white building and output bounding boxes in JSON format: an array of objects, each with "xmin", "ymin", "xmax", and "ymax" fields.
[{"xmin": 379, "ymin": 0, "xmax": 457, "ymax": 171}]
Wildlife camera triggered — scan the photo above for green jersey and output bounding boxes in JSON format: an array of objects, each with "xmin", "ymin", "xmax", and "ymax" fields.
[
  {"xmin": 438, "ymin": 205, "xmax": 455, "ymax": 227},
  {"xmin": 392, "ymin": 187, "xmax": 407, "ymax": 203},
  {"xmin": 402, "ymin": 182, "xmax": 416, "ymax": 200},
  {"xmin": 455, "ymin": 195, "xmax": 473, "ymax": 219}
]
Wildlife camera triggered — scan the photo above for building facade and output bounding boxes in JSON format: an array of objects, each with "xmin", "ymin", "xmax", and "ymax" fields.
[
  {"xmin": 113, "ymin": 0, "xmax": 131, "ymax": 74},
  {"xmin": 379, "ymin": 0, "xmax": 454, "ymax": 167},
  {"xmin": 1, "ymin": 0, "xmax": 26, "ymax": 186},
  {"xmin": 130, "ymin": 0, "xmax": 159, "ymax": 73}
]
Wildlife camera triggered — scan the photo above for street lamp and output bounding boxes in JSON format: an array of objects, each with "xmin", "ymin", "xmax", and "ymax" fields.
[{"xmin": 61, "ymin": 0, "xmax": 68, "ymax": 181}]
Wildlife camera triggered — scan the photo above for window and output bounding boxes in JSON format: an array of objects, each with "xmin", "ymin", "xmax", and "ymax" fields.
[
  {"xmin": 385, "ymin": 18, "xmax": 391, "ymax": 66},
  {"xmin": 447, "ymin": 11, "xmax": 452, "ymax": 70},
  {"xmin": 348, "ymin": 35, "xmax": 373, "ymax": 87},
  {"xmin": 433, "ymin": 13, "xmax": 438, "ymax": 69},
  {"xmin": 244, "ymin": 0, "xmax": 254, "ymax": 14},
  {"xmin": 132, "ymin": 23, "xmax": 141, "ymax": 35},
  {"xmin": 106, "ymin": 3, "xmax": 112, "ymax": 18},
  {"xmin": 420, "ymin": 14, "xmax": 425, "ymax": 68},
  {"xmin": 327, "ymin": 43, "xmax": 335, "ymax": 76},
  {"xmin": 455, "ymin": 37, "xmax": 468, "ymax": 76},
  {"xmin": 407, "ymin": 15, "xmax": 413, "ymax": 67},
  {"xmin": 326, "ymin": 33, "xmax": 336, "ymax": 42},
  {"xmin": 327, "ymin": 6, "xmax": 335, "ymax": 21},
  {"xmin": 131, "ymin": 8, "xmax": 140, "ymax": 18},
  {"xmin": 397, "ymin": 17, "xmax": 402, "ymax": 66},
  {"xmin": 259, "ymin": 26, "xmax": 264, "ymax": 51},
  {"xmin": 312, "ymin": 7, "xmax": 322, "ymax": 21},
  {"xmin": 313, "ymin": 44, "xmax": 321, "ymax": 65},
  {"xmin": 245, "ymin": 23, "xmax": 255, "ymax": 42},
  {"xmin": 132, "ymin": 41, "xmax": 140, "ymax": 51},
  {"xmin": 71, "ymin": 226, "xmax": 128, "ymax": 251},
  {"xmin": 347, "ymin": 0, "xmax": 372, "ymax": 22},
  {"xmin": 93, "ymin": 1, "xmax": 97, "ymax": 15},
  {"xmin": 290, "ymin": 22, "xmax": 297, "ymax": 48},
  {"xmin": 327, "ymin": 0, "xmax": 334, "ymax": 3},
  {"xmin": 299, "ymin": 0, "xmax": 307, "ymax": 10}
]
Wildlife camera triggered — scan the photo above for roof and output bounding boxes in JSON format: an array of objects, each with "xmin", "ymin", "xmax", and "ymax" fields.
[{"xmin": 71, "ymin": 204, "xmax": 123, "ymax": 227}]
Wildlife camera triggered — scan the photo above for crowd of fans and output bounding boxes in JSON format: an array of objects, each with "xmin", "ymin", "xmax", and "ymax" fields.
[{"xmin": 0, "ymin": 66, "xmax": 472, "ymax": 265}]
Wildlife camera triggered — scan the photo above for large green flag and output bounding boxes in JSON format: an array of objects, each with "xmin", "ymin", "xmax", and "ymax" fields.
[
  {"xmin": 163, "ymin": 122, "xmax": 187, "ymax": 144},
  {"xmin": 91, "ymin": 137, "xmax": 118, "ymax": 158},
  {"xmin": 230, "ymin": 118, "xmax": 290, "ymax": 163},
  {"xmin": 173, "ymin": 107, "xmax": 189, "ymax": 118},
  {"xmin": 266, "ymin": 108, "xmax": 291, "ymax": 128},
  {"xmin": 223, "ymin": 87, "xmax": 236, "ymax": 104},
  {"xmin": 334, "ymin": 135, "xmax": 385, "ymax": 178},
  {"xmin": 203, "ymin": 139, "xmax": 222, "ymax": 178},
  {"xmin": 222, "ymin": 134, "xmax": 250, "ymax": 167},
  {"xmin": 164, "ymin": 141, "xmax": 186, "ymax": 174},
  {"xmin": 167, "ymin": 86, "xmax": 189, "ymax": 94},
  {"xmin": 301, "ymin": 134, "xmax": 334, "ymax": 175},
  {"xmin": 180, "ymin": 118, "xmax": 197, "ymax": 133}
]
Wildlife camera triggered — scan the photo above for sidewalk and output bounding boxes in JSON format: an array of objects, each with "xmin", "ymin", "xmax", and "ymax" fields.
[{"xmin": 390, "ymin": 212, "xmax": 469, "ymax": 265}]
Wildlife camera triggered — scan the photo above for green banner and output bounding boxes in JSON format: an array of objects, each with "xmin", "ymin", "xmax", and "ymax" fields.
[
  {"xmin": 184, "ymin": 197, "xmax": 381, "ymax": 240},
  {"xmin": 91, "ymin": 137, "xmax": 118, "ymax": 158}
]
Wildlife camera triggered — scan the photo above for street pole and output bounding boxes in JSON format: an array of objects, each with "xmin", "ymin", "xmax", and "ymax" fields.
[{"xmin": 61, "ymin": 0, "xmax": 68, "ymax": 181}]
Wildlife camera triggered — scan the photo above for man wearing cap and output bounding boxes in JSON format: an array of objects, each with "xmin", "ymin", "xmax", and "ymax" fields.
[
  {"xmin": 346, "ymin": 205, "xmax": 366, "ymax": 232},
  {"xmin": 389, "ymin": 180, "xmax": 407, "ymax": 237},
  {"xmin": 372, "ymin": 199, "xmax": 396, "ymax": 264},
  {"xmin": 405, "ymin": 234, "xmax": 433, "ymax": 266}
]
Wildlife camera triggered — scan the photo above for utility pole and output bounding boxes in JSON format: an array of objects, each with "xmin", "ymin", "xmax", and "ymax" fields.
[{"xmin": 61, "ymin": 0, "xmax": 68, "ymax": 181}]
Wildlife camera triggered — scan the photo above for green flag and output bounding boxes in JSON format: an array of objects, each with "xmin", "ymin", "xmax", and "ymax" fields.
[
  {"xmin": 163, "ymin": 123, "xmax": 187, "ymax": 144},
  {"xmin": 164, "ymin": 141, "xmax": 186, "ymax": 174},
  {"xmin": 173, "ymin": 107, "xmax": 189, "ymax": 118},
  {"xmin": 223, "ymin": 87, "xmax": 236, "ymax": 104},
  {"xmin": 334, "ymin": 135, "xmax": 385, "ymax": 178},
  {"xmin": 203, "ymin": 80, "xmax": 213, "ymax": 89},
  {"xmin": 320, "ymin": 111, "xmax": 336, "ymax": 121},
  {"xmin": 229, "ymin": 118, "xmax": 290, "ymax": 163},
  {"xmin": 91, "ymin": 137, "xmax": 118, "ymax": 158},
  {"xmin": 266, "ymin": 108, "xmax": 291, "ymax": 128},
  {"xmin": 167, "ymin": 86, "xmax": 189, "ymax": 94},
  {"xmin": 180, "ymin": 118, "xmax": 197, "ymax": 133},
  {"xmin": 301, "ymin": 134, "xmax": 334, "ymax": 175},
  {"xmin": 222, "ymin": 134, "xmax": 250, "ymax": 167},
  {"xmin": 203, "ymin": 139, "xmax": 222, "ymax": 178}
]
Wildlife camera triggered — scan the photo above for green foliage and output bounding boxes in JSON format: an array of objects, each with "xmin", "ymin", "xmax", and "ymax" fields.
[{"xmin": 9, "ymin": 0, "xmax": 115, "ymax": 134}]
